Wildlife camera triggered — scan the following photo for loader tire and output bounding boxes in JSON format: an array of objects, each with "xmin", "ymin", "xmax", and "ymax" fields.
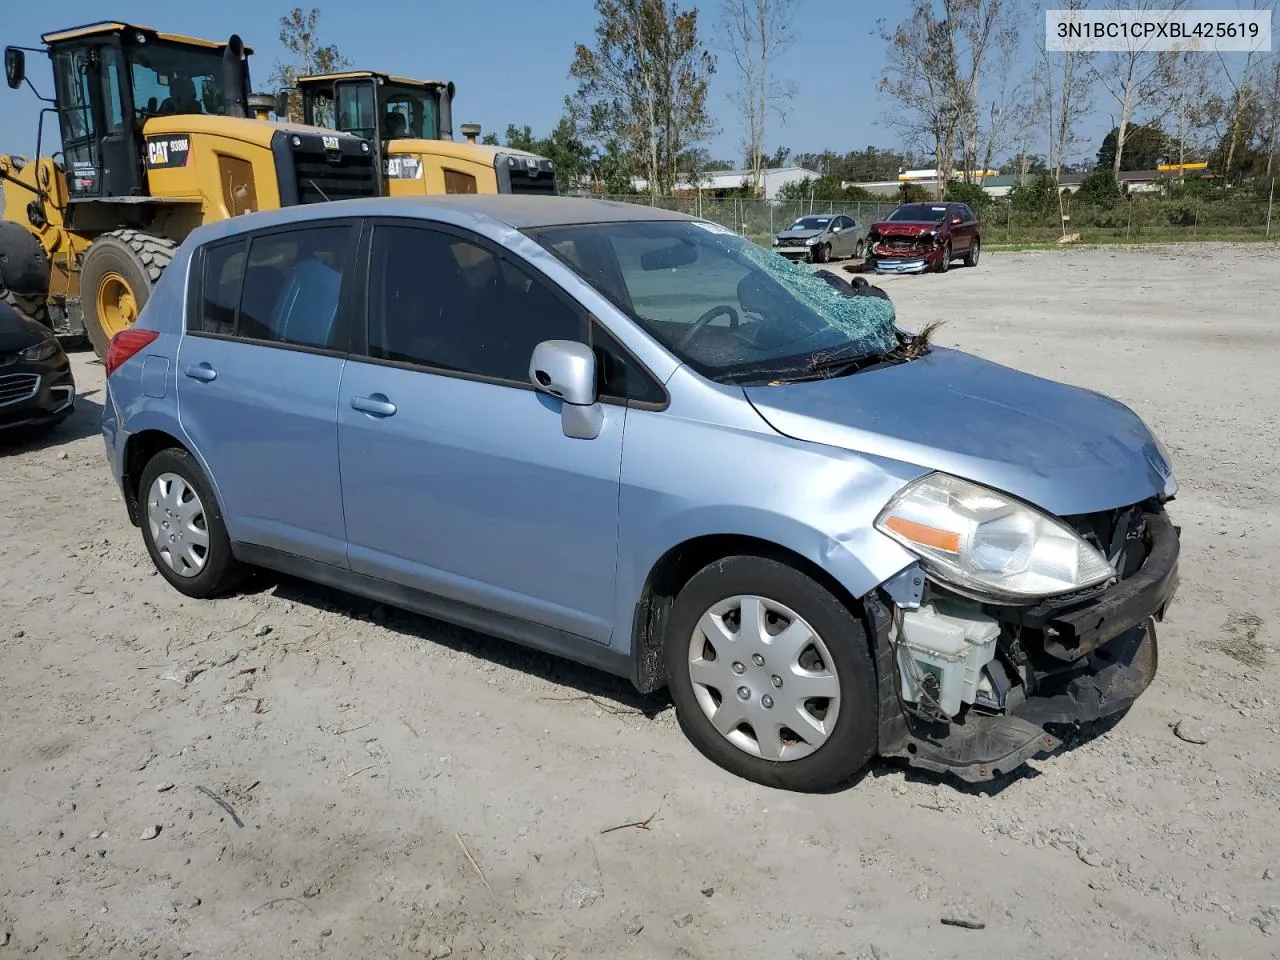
[
  {"xmin": 0, "ymin": 221, "xmax": 52, "ymax": 330},
  {"xmin": 81, "ymin": 230, "xmax": 177, "ymax": 359},
  {"xmin": 1, "ymin": 290, "xmax": 51, "ymax": 328}
]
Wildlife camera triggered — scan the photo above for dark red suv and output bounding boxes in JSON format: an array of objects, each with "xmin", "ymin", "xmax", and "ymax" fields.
[{"xmin": 865, "ymin": 201, "xmax": 981, "ymax": 274}]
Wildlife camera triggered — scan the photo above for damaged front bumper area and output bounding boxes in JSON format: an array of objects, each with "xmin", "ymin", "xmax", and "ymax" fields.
[
  {"xmin": 870, "ymin": 508, "xmax": 1180, "ymax": 783},
  {"xmin": 867, "ymin": 236, "xmax": 943, "ymax": 274}
]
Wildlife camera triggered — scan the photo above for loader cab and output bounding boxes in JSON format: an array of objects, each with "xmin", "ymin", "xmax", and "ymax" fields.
[
  {"xmin": 296, "ymin": 70, "xmax": 557, "ymax": 196},
  {"xmin": 299, "ymin": 71, "xmax": 453, "ymax": 145},
  {"xmin": 5, "ymin": 21, "xmax": 253, "ymax": 202}
]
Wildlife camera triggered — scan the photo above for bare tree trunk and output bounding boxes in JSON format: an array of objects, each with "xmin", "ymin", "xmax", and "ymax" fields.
[
  {"xmin": 1054, "ymin": 49, "xmax": 1074, "ymax": 183},
  {"xmin": 1112, "ymin": 59, "xmax": 1136, "ymax": 178}
]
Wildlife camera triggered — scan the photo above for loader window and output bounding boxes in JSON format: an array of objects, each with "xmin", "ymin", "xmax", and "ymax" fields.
[
  {"xmin": 380, "ymin": 84, "xmax": 439, "ymax": 140},
  {"xmin": 336, "ymin": 83, "xmax": 378, "ymax": 141},
  {"xmin": 128, "ymin": 42, "xmax": 228, "ymax": 119}
]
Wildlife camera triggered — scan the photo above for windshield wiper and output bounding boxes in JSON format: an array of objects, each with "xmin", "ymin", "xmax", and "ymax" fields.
[{"xmin": 807, "ymin": 347, "xmax": 883, "ymax": 378}]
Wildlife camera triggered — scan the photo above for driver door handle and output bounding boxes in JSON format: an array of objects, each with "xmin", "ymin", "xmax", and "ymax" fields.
[
  {"xmin": 351, "ymin": 394, "xmax": 397, "ymax": 418},
  {"xmin": 184, "ymin": 363, "xmax": 217, "ymax": 382}
]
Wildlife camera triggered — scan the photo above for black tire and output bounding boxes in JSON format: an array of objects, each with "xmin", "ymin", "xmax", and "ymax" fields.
[
  {"xmin": 964, "ymin": 237, "xmax": 981, "ymax": 267},
  {"xmin": 1, "ymin": 289, "xmax": 51, "ymax": 328},
  {"xmin": 937, "ymin": 240, "xmax": 951, "ymax": 273},
  {"xmin": 663, "ymin": 555, "xmax": 879, "ymax": 792},
  {"xmin": 854, "ymin": 239, "xmax": 865, "ymax": 259},
  {"xmin": 0, "ymin": 221, "xmax": 52, "ymax": 330},
  {"xmin": 79, "ymin": 230, "xmax": 177, "ymax": 360},
  {"xmin": 818, "ymin": 243, "xmax": 832, "ymax": 264},
  {"xmin": 137, "ymin": 447, "xmax": 245, "ymax": 599}
]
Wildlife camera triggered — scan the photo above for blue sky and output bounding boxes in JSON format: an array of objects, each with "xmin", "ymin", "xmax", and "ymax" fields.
[{"xmin": 0, "ymin": 1, "xmax": 1269, "ymax": 170}]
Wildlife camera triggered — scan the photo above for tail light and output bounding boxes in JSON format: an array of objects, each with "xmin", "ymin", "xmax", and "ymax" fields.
[{"xmin": 105, "ymin": 328, "xmax": 159, "ymax": 377}]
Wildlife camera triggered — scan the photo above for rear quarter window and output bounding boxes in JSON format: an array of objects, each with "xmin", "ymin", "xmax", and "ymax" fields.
[{"xmin": 196, "ymin": 240, "xmax": 246, "ymax": 336}]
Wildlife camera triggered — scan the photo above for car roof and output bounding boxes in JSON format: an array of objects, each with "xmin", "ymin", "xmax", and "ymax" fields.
[{"xmin": 185, "ymin": 195, "xmax": 702, "ymax": 249}]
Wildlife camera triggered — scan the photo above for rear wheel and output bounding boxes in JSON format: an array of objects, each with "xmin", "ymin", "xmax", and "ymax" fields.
[
  {"xmin": 80, "ymin": 230, "xmax": 177, "ymax": 359},
  {"xmin": 663, "ymin": 555, "xmax": 878, "ymax": 792},
  {"xmin": 138, "ymin": 447, "xmax": 245, "ymax": 599}
]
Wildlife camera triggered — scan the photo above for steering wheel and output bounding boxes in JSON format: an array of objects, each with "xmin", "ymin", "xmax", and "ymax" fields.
[{"xmin": 679, "ymin": 304, "xmax": 739, "ymax": 349}]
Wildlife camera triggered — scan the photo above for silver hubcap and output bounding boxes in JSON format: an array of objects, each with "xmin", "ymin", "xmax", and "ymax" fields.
[
  {"xmin": 687, "ymin": 595, "xmax": 841, "ymax": 762},
  {"xmin": 146, "ymin": 472, "xmax": 210, "ymax": 578}
]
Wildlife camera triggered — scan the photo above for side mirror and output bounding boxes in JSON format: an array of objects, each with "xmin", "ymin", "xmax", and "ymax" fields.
[
  {"xmin": 4, "ymin": 48, "xmax": 25, "ymax": 90},
  {"xmin": 832, "ymin": 225, "xmax": 842, "ymax": 233},
  {"xmin": 529, "ymin": 340, "xmax": 603, "ymax": 439},
  {"xmin": 950, "ymin": 216, "xmax": 963, "ymax": 224},
  {"xmin": 275, "ymin": 88, "xmax": 291, "ymax": 120}
]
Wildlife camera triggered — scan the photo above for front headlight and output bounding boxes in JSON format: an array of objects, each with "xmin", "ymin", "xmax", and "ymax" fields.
[
  {"xmin": 805, "ymin": 236, "xmax": 820, "ymax": 245},
  {"xmin": 19, "ymin": 338, "xmax": 59, "ymax": 362},
  {"xmin": 875, "ymin": 473, "xmax": 1115, "ymax": 602}
]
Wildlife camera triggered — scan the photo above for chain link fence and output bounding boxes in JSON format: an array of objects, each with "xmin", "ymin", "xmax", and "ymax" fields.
[{"xmin": 587, "ymin": 192, "xmax": 1279, "ymax": 246}]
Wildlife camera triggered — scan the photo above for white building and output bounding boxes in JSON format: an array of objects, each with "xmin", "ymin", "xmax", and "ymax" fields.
[{"xmin": 630, "ymin": 166, "xmax": 819, "ymax": 200}]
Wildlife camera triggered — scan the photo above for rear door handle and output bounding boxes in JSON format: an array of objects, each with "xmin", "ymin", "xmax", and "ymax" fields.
[
  {"xmin": 351, "ymin": 393, "xmax": 397, "ymax": 417},
  {"xmin": 184, "ymin": 363, "xmax": 217, "ymax": 382}
]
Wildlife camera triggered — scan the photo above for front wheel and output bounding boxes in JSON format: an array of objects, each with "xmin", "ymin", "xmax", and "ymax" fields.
[
  {"xmin": 138, "ymin": 447, "xmax": 246, "ymax": 599},
  {"xmin": 936, "ymin": 241, "xmax": 952, "ymax": 273},
  {"xmin": 964, "ymin": 237, "xmax": 981, "ymax": 267},
  {"xmin": 854, "ymin": 239, "xmax": 865, "ymax": 259},
  {"xmin": 664, "ymin": 555, "xmax": 878, "ymax": 792}
]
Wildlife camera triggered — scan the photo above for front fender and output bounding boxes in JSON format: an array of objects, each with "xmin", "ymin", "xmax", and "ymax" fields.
[{"xmin": 613, "ymin": 405, "xmax": 927, "ymax": 656}]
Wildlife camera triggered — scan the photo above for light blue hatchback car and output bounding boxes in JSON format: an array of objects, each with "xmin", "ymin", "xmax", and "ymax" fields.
[{"xmin": 102, "ymin": 195, "xmax": 1181, "ymax": 791}]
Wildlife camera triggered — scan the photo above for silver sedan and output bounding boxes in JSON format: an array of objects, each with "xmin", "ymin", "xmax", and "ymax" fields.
[{"xmin": 772, "ymin": 213, "xmax": 865, "ymax": 263}]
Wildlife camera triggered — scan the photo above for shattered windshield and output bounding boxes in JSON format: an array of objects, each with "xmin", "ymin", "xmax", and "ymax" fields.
[
  {"xmin": 788, "ymin": 217, "xmax": 830, "ymax": 230},
  {"xmin": 529, "ymin": 219, "xmax": 898, "ymax": 385},
  {"xmin": 888, "ymin": 203, "xmax": 949, "ymax": 223}
]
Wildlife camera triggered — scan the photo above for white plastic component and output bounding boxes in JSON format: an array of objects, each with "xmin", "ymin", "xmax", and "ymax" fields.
[{"xmin": 895, "ymin": 598, "xmax": 1001, "ymax": 718}]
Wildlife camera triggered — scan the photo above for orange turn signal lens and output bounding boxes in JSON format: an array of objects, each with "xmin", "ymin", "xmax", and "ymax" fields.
[{"xmin": 884, "ymin": 516, "xmax": 961, "ymax": 553}]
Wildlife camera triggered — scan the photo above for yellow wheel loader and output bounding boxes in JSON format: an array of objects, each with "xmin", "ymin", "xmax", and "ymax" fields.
[
  {"xmin": 294, "ymin": 71, "xmax": 557, "ymax": 198},
  {"xmin": 0, "ymin": 22, "xmax": 380, "ymax": 358}
]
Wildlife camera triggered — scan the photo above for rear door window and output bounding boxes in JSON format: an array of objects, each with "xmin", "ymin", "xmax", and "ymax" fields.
[
  {"xmin": 191, "ymin": 222, "xmax": 357, "ymax": 351},
  {"xmin": 236, "ymin": 224, "xmax": 356, "ymax": 350}
]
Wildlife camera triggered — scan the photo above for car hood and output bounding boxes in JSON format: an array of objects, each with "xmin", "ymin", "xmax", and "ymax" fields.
[
  {"xmin": 777, "ymin": 229, "xmax": 822, "ymax": 241},
  {"xmin": 871, "ymin": 222, "xmax": 940, "ymax": 237},
  {"xmin": 0, "ymin": 303, "xmax": 47, "ymax": 352},
  {"xmin": 742, "ymin": 347, "xmax": 1171, "ymax": 517}
]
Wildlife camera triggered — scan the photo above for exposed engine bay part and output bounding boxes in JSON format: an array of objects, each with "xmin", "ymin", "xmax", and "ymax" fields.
[
  {"xmin": 891, "ymin": 598, "xmax": 1000, "ymax": 720},
  {"xmin": 868, "ymin": 501, "xmax": 1176, "ymax": 783}
]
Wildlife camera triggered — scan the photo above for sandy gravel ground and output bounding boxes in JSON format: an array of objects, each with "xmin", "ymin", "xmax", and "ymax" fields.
[{"xmin": 2, "ymin": 242, "xmax": 1278, "ymax": 960}]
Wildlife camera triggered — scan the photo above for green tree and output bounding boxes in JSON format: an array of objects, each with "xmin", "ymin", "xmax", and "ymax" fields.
[
  {"xmin": 1009, "ymin": 171, "xmax": 1057, "ymax": 213},
  {"xmin": 269, "ymin": 7, "xmax": 350, "ymax": 122},
  {"xmin": 1095, "ymin": 123, "xmax": 1168, "ymax": 172},
  {"xmin": 567, "ymin": 0, "xmax": 717, "ymax": 199},
  {"xmin": 1076, "ymin": 168, "xmax": 1122, "ymax": 208},
  {"xmin": 944, "ymin": 179, "xmax": 990, "ymax": 208}
]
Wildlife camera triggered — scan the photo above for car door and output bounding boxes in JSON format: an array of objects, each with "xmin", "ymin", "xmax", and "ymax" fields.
[
  {"xmin": 336, "ymin": 219, "xmax": 626, "ymax": 644},
  {"xmin": 839, "ymin": 216, "xmax": 859, "ymax": 257},
  {"xmin": 176, "ymin": 220, "xmax": 358, "ymax": 567}
]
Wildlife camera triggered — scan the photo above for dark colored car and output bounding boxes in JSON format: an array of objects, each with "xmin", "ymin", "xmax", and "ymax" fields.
[
  {"xmin": 0, "ymin": 301, "xmax": 75, "ymax": 436},
  {"xmin": 865, "ymin": 202, "xmax": 981, "ymax": 274}
]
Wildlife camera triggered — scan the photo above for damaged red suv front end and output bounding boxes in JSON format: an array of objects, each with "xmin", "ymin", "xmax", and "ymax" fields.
[{"xmin": 866, "ymin": 201, "xmax": 980, "ymax": 274}]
